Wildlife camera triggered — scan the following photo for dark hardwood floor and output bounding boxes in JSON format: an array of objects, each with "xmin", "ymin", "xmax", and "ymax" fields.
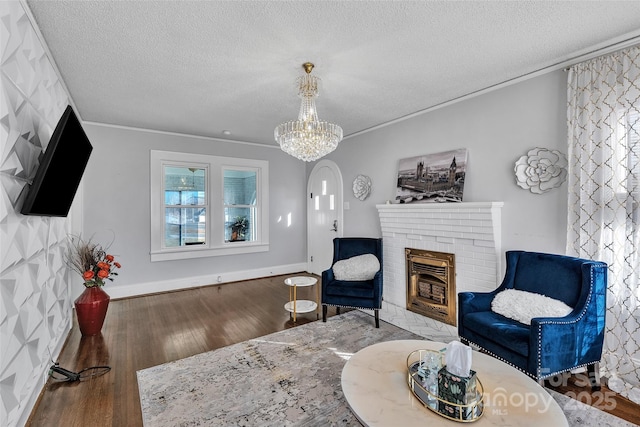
[{"xmin": 27, "ymin": 275, "xmax": 640, "ymax": 426}]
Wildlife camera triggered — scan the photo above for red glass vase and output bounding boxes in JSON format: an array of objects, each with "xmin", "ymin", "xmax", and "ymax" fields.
[{"xmin": 74, "ymin": 286, "xmax": 110, "ymax": 336}]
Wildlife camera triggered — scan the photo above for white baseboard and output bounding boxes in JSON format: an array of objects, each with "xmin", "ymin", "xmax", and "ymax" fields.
[
  {"xmin": 20, "ymin": 264, "xmax": 308, "ymax": 425},
  {"xmin": 105, "ymin": 262, "xmax": 309, "ymax": 299}
]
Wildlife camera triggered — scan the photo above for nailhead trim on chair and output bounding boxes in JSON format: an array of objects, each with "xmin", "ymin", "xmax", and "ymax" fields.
[
  {"xmin": 464, "ymin": 338, "xmax": 600, "ymax": 381},
  {"xmin": 534, "ymin": 263, "xmax": 606, "ymax": 378},
  {"xmin": 462, "ymin": 264, "xmax": 606, "ymax": 382}
]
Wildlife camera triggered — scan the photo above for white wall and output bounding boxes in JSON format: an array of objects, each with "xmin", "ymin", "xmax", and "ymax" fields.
[
  {"xmin": 80, "ymin": 124, "xmax": 309, "ymax": 299},
  {"xmin": 83, "ymin": 69, "xmax": 571, "ymax": 302},
  {"xmin": 321, "ymin": 70, "xmax": 568, "ymax": 257},
  {"xmin": 0, "ymin": 2, "xmax": 75, "ymax": 426}
]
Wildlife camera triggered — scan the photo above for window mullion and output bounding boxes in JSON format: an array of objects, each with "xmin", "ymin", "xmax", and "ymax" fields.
[{"xmin": 151, "ymin": 150, "xmax": 268, "ymax": 261}]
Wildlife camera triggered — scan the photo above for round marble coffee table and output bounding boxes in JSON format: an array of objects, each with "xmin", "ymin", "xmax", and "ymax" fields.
[{"xmin": 341, "ymin": 340, "xmax": 568, "ymax": 426}]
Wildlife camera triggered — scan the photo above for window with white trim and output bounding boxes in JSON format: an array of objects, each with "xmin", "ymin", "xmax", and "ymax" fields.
[
  {"xmin": 223, "ymin": 168, "xmax": 258, "ymax": 242},
  {"xmin": 164, "ymin": 165, "xmax": 207, "ymax": 247},
  {"xmin": 614, "ymin": 109, "xmax": 640, "ymax": 225},
  {"xmin": 150, "ymin": 150, "xmax": 269, "ymax": 261}
]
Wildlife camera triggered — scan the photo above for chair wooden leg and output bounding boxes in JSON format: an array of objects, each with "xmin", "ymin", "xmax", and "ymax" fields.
[
  {"xmin": 374, "ymin": 309, "xmax": 380, "ymax": 328},
  {"xmin": 322, "ymin": 304, "xmax": 327, "ymax": 322},
  {"xmin": 587, "ymin": 362, "xmax": 602, "ymax": 391},
  {"xmin": 336, "ymin": 306, "xmax": 341, "ymax": 315}
]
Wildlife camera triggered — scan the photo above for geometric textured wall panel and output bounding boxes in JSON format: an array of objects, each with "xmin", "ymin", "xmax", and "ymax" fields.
[{"xmin": 1, "ymin": 2, "xmax": 73, "ymax": 426}]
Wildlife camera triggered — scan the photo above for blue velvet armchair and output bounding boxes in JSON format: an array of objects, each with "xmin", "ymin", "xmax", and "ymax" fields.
[
  {"xmin": 458, "ymin": 250, "xmax": 607, "ymax": 389},
  {"xmin": 321, "ymin": 237, "xmax": 383, "ymax": 328}
]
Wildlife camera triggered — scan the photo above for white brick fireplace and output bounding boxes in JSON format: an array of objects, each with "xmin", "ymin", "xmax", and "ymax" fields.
[{"xmin": 375, "ymin": 202, "xmax": 504, "ymax": 341}]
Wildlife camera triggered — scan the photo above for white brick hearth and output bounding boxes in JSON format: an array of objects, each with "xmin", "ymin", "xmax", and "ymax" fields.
[{"xmin": 374, "ymin": 202, "xmax": 504, "ymax": 342}]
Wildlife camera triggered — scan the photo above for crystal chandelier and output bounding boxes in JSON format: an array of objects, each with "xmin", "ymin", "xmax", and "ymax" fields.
[{"xmin": 274, "ymin": 62, "xmax": 343, "ymax": 162}]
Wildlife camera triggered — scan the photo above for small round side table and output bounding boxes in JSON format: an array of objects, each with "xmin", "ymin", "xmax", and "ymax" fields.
[{"xmin": 284, "ymin": 276, "xmax": 319, "ymax": 322}]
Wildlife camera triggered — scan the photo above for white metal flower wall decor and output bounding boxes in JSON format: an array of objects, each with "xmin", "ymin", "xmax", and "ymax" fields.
[
  {"xmin": 352, "ymin": 175, "xmax": 372, "ymax": 200},
  {"xmin": 514, "ymin": 148, "xmax": 568, "ymax": 194}
]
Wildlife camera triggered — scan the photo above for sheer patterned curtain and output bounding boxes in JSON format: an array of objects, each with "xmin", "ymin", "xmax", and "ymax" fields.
[{"xmin": 567, "ymin": 45, "xmax": 640, "ymax": 404}]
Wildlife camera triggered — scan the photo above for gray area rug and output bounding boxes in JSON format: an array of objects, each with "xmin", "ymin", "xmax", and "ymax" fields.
[{"xmin": 137, "ymin": 311, "xmax": 635, "ymax": 426}]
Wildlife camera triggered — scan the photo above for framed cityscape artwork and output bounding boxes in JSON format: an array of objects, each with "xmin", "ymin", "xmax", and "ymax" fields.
[{"xmin": 395, "ymin": 148, "xmax": 468, "ymax": 203}]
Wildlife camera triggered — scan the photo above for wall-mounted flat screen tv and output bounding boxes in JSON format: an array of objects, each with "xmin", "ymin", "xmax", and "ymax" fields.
[{"xmin": 21, "ymin": 105, "xmax": 93, "ymax": 217}]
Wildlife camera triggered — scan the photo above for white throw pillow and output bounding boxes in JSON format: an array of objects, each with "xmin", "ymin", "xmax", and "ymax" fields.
[
  {"xmin": 491, "ymin": 289, "xmax": 573, "ymax": 325},
  {"xmin": 333, "ymin": 254, "xmax": 380, "ymax": 281}
]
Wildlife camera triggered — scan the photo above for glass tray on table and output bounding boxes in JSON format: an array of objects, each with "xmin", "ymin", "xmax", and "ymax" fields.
[{"xmin": 406, "ymin": 349, "xmax": 484, "ymax": 423}]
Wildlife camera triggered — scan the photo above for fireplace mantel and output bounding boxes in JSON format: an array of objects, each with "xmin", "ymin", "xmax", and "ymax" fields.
[
  {"xmin": 376, "ymin": 201, "xmax": 503, "ymax": 247},
  {"xmin": 377, "ymin": 201, "xmax": 503, "ymax": 209},
  {"xmin": 376, "ymin": 201, "xmax": 504, "ymax": 336}
]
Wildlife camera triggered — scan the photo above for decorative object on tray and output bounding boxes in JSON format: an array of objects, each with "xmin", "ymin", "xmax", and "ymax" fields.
[
  {"xmin": 395, "ymin": 148, "xmax": 468, "ymax": 204},
  {"xmin": 439, "ymin": 341, "xmax": 480, "ymax": 421},
  {"xmin": 514, "ymin": 147, "xmax": 567, "ymax": 194},
  {"xmin": 352, "ymin": 174, "xmax": 372, "ymax": 200},
  {"xmin": 416, "ymin": 349, "xmax": 443, "ymax": 407},
  {"xmin": 65, "ymin": 235, "xmax": 121, "ymax": 336},
  {"xmin": 407, "ymin": 345, "xmax": 484, "ymax": 423}
]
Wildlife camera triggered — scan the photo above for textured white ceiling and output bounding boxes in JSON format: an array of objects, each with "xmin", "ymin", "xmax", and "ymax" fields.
[{"xmin": 25, "ymin": 1, "xmax": 640, "ymax": 146}]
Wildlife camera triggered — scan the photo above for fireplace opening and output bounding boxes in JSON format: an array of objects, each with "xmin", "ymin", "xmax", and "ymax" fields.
[{"xmin": 405, "ymin": 248, "xmax": 456, "ymax": 326}]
